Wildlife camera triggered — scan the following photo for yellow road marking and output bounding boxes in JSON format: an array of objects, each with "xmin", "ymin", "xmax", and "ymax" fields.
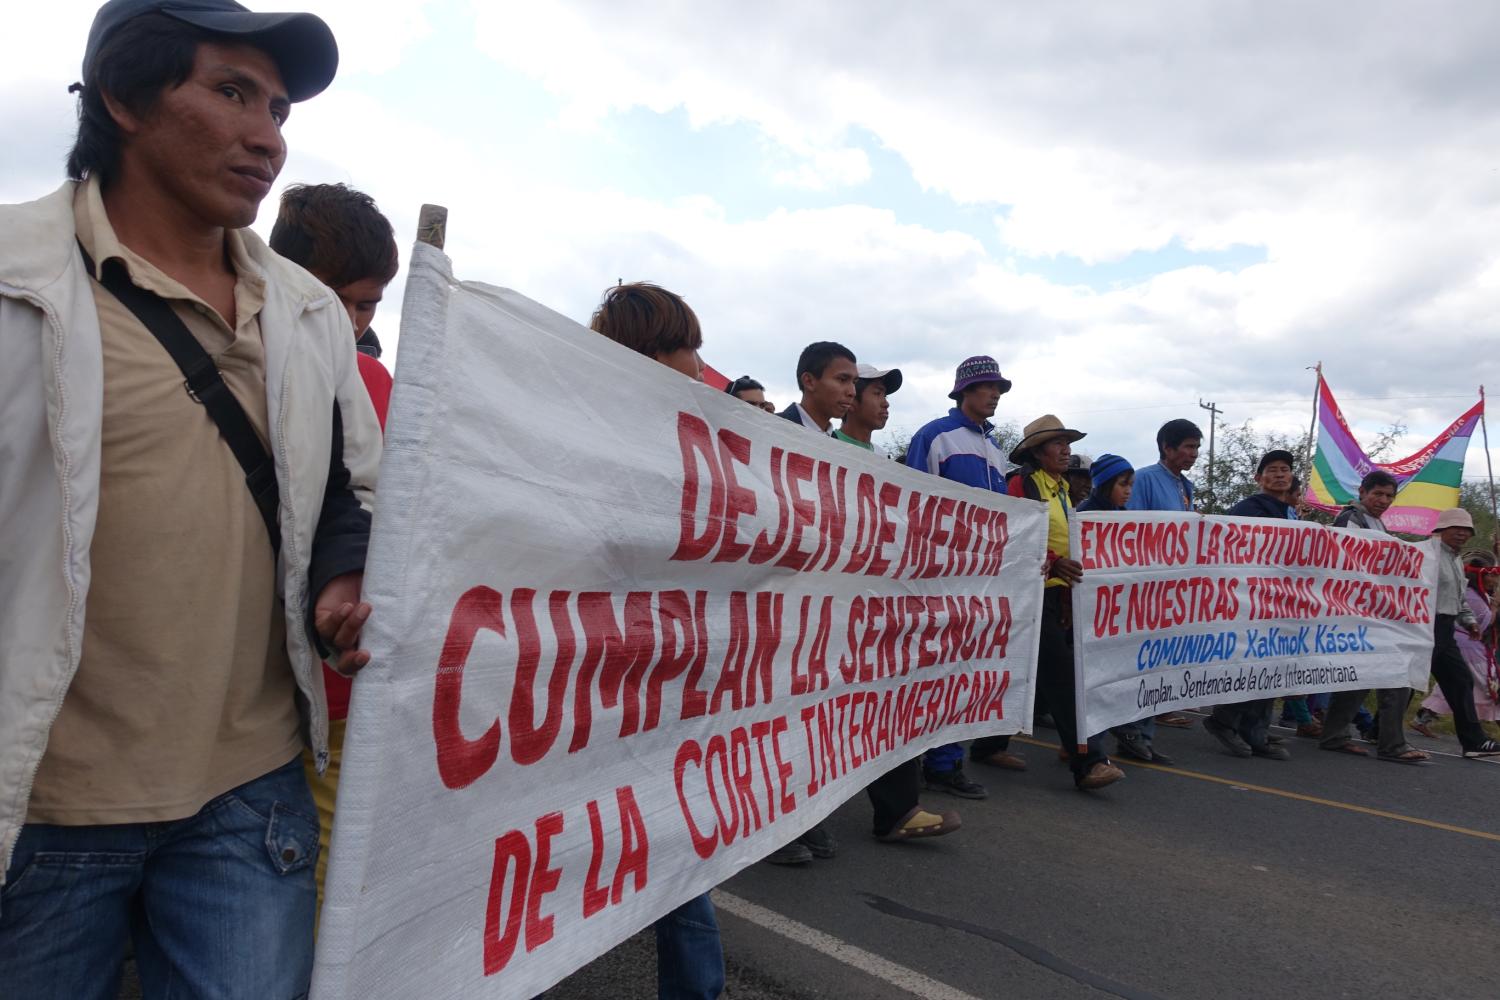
[{"xmin": 1012, "ymin": 735, "xmax": 1500, "ymax": 844}]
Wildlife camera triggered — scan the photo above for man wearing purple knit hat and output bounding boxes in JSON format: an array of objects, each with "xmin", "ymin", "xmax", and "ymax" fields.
[{"xmin": 904, "ymin": 356, "xmax": 1022, "ymax": 797}]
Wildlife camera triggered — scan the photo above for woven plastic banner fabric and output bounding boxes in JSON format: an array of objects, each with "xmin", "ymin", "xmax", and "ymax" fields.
[
  {"xmin": 1070, "ymin": 510, "xmax": 1439, "ymax": 738},
  {"xmin": 310, "ymin": 244, "xmax": 1049, "ymax": 999}
]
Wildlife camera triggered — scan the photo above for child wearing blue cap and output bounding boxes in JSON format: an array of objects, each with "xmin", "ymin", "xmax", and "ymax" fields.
[{"xmin": 1076, "ymin": 453, "xmax": 1135, "ymax": 511}]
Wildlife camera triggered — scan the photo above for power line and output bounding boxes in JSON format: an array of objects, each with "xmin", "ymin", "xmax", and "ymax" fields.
[{"xmin": 1068, "ymin": 392, "xmax": 1476, "ymax": 416}]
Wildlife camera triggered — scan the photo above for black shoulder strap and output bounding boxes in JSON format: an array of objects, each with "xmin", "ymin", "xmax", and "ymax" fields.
[{"xmin": 79, "ymin": 241, "xmax": 281, "ymax": 554}]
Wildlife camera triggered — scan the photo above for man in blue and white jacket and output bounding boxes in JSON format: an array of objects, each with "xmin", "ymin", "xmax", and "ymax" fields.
[{"xmin": 903, "ymin": 355, "xmax": 1019, "ymax": 798}]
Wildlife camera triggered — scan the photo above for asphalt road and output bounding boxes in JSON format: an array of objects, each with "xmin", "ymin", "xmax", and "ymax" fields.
[
  {"xmin": 547, "ymin": 713, "xmax": 1499, "ymax": 1000},
  {"xmin": 117, "ymin": 714, "xmax": 1498, "ymax": 999}
]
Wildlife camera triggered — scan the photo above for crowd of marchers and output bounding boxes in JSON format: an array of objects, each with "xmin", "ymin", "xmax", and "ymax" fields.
[{"xmin": 4, "ymin": 3, "xmax": 1499, "ymax": 999}]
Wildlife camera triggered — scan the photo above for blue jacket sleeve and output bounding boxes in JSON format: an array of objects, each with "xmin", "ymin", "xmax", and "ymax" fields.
[
  {"xmin": 905, "ymin": 428, "xmax": 934, "ymax": 474},
  {"xmin": 1125, "ymin": 471, "xmax": 1154, "ymax": 510}
]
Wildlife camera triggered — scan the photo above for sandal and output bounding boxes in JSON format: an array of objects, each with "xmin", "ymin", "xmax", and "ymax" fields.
[
  {"xmin": 876, "ymin": 806, "xmax": 961, "ymax": 842},
  {"xmin": 1322, "ymin": 741, "xmax": 1369, "ymax": 756},
  {"xmin": 1377, "ymin": 747, "xmax": 1430, "ymax": 764}
]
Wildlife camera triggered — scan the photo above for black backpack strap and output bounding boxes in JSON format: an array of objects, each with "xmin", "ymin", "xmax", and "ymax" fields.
[{"xmin": 78, "ymin": 241, "xmax": 281, "ymax": 554}]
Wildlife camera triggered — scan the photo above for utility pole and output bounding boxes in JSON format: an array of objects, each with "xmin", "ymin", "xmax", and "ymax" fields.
[{"xmin": 1199, "ymin": 399, "xmax": 1223, "ymax": 511}]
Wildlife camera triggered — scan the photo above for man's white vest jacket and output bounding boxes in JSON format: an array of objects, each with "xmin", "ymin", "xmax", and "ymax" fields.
[{"xmin": 0, "ymin": 183, "xmax": 383, "ymax": 894}]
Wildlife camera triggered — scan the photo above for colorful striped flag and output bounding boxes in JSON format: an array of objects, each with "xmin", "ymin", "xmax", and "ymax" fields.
[{"xmin": 1305, "ymin": 377, "xmax": 1482, "ymax": 533}]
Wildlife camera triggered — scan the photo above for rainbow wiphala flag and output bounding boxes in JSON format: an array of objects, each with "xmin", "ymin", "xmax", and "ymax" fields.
[{"xmin": 1304, "ymin": 377, "xmax": 1482, "ymax": 534}]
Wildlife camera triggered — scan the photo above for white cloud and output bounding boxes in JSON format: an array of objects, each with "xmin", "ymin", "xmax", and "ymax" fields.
[{"xmin": 4, "ymin": 0, "xmax": 1499, "ymax": 474}]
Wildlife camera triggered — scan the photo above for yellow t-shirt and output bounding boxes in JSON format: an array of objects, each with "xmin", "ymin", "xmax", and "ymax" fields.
[{"xmin": 1028, "ymin": 468, "xmax": 1072, "ymax": 588}]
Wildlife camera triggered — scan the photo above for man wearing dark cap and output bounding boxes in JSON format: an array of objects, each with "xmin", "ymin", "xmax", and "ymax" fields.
[
  {"xmin": 903, "ymin": 356, "xmax": 1020, "ymax": 796},
  {"xmin": 1205, "ymin": 451, "xmax": 1300, "ymax": 760},
  {"xmin": 0, "ymin": 4, "xmax": 380, "ymax": 994}
]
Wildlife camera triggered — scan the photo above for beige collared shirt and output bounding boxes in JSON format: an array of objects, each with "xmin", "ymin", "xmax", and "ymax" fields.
[{"xmin": 26, "ymin": 178, "xmax": 301, "ymax": 824}]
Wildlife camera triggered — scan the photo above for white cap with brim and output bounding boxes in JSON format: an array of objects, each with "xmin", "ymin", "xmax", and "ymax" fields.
[{"xmin": 855, "ymin": 363, "xmax": 902, "ymax": 395}]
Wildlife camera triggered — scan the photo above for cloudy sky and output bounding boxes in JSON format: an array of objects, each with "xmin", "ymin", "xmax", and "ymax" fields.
[{"xmin": 5, "ymin": 0, "xmax": 1499, "ymax": 474}]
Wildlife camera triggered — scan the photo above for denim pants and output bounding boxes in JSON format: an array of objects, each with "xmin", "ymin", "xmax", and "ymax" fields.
[
  {"xmin": 654, "ymin": 893, "xmax": 725, "ymax": 1000},
  {"xmin": 0, "ymin": 757, "xmax": 318, "ymax": 1000},
  {"xmin": 1211, "ymin": 698, "xmax": 1276, "ymax": 749}
]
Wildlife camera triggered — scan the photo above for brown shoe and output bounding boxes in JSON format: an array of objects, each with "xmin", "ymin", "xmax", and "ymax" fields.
[
  {"xmin": 1155, "ymin": 712, "xmax": 1195, "ymax": 728},
  {"xmin": 1296, "ymin": 721, "xmax": 1324, "ymax": 738},
  {"xmin": 876, "ymin": 806, "xmax": 962, "ymax": 842},
  {"xmin": 976, "ymin": 751, "xmax": 1028, "ymax": 771},
  {"xmin": 1076, "ymin": 761, "xmax": 1125, "ymax": 790}
]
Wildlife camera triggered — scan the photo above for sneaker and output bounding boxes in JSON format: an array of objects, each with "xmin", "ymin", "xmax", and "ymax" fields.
[
  {"xmin": 1462, "ymin": 739, "xmax": 1500, "ymax": 759},
  {"xmin": 974, "ymin": 750, "xmax": 1028, "ymax": 771},
  {"xmin": 1076, "ymin": 761, "xmax": 1125, "ymax": 790},
  {"xmin": 1203, "ymin": 717, "xmax": 1252, "ymax": 758},
  {"xmin": 1251, "ymin": 743, "xmax": 1291, "ymax": 760},
  {"xmin": 875, "ymin": 806, "xmax": 961, "ymax": 843},
  {"xmin": 797, "ymin": 822, "xmax": 838, "ymax": 859},
  {"xmin": 924, "ymin": 766, "xmax": 988, "ymax": 799},
  {"xmin": 1147, "ymin": 747, "xmax": 1176, "ymax": 766},
  {"xmin": 1114, "ymin": 732, "xmax": 1154, "ymax": 763},
  {"xmin": 764, "ymin": 841, "xmax": 813, "ymax": 865}
]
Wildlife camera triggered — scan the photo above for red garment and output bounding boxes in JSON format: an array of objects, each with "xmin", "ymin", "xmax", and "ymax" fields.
[
  {"xmin": 355, "ymin": 352, "xmax": 392, "ymax": 431},
  {"xmin": 325, "ymin": 351, "xmax": 392, "ymax": 720}
]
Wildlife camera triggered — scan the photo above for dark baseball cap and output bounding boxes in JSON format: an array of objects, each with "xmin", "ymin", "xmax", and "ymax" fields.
[{"xmin": 83, "ymin": 0, "xmax": 338, "ymax": 103}]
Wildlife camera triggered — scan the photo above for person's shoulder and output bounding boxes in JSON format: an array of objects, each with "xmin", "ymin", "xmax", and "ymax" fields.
[
  {"xmin": 778, "ymin": 403, "xmax": 801, "ymax": 424},
  {"xmin": 245, "ymin": 228, "xmax": 340, "ymax": 305},
  {"xmin": 0, "ymin": 182, "xmax": 82, "ymax": 292},
  {"xmin": 912, "ymin": 412, "xmax": 959, "ymax": 437}
]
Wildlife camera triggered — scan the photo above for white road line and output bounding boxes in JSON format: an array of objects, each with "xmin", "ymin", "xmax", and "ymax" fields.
[{"xmin": 711, "ymin": 890, "xmax": 984, "ymax": 1000}]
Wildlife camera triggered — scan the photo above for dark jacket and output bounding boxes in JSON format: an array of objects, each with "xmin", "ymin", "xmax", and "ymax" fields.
[
  {"xmin": 1227, "ymin": 492, "xmax": 1296, "ymax": 520},
  {"xmin": 1076, "ymin": 491, "xmax": 1122, "ymax": 512},
  {"xmin": 778, "ymin": 402, "xmax": 806, "ymax": 427}
]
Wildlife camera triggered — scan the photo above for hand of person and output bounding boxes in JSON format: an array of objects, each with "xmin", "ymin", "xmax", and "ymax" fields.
[
  {"xmin": 314, "ymin": 571, "xmax": 372, "ymax": 677},
  {"xmin": 1466, "ymin": 622, "xmax": 1482, "ymax": 642},
  {"xmin": 1052, "ymin": 558, "xmax": 1084, "ymax": 586}
]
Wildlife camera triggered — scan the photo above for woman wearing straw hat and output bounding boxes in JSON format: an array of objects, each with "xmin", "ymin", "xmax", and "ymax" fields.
[
  {"xmin": 1420, "ymin": 509, "xmax": 1500, "ymax": 757},
  {"xmin": 972, "ymin": 415, "xmax": 1126, "ymax": 790}
]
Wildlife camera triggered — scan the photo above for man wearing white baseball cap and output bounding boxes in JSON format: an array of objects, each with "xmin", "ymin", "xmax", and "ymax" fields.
[
  {"xmin": 835, "ymin": 363, "xmax": 902, "ymax": 457},
  {"xmin": 1426, "ymin": 508, "xmax": 1500, "ymax": 757}
]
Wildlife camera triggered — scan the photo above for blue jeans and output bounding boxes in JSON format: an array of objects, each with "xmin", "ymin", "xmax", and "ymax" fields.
[
  {"xmin": 1113, "ymin": 715, "xmax": 1157, "ymax": 746},
  {"xmin": 0, "ymin": 757, "xmax": 318, "ymax": 1000},
  {"xmin": 655, "ymin": 893, "xmax": 724, "ymax": 1000}
]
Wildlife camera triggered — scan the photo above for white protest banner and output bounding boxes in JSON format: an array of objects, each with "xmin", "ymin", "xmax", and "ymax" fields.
[
  {"xmin": 311, "ymin": 243, "xmax": 1048, "ymax": 999},
  {"xmin": 1069, "ymin": 511, "xmax": 1438, "ymax": 738}
]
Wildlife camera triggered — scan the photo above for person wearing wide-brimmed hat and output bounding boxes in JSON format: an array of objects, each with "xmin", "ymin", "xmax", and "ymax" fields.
[
  {"xmin": 980, "ymin": 415, "xmax": 1125, "ymax": 790},
  {"xmin": 904, "ymin": 356, "xmax": 1019, "ymax": 794},
  {"xmin": 1421, "ymin": 508, "xmax": 1500, "ymax": 757}
]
